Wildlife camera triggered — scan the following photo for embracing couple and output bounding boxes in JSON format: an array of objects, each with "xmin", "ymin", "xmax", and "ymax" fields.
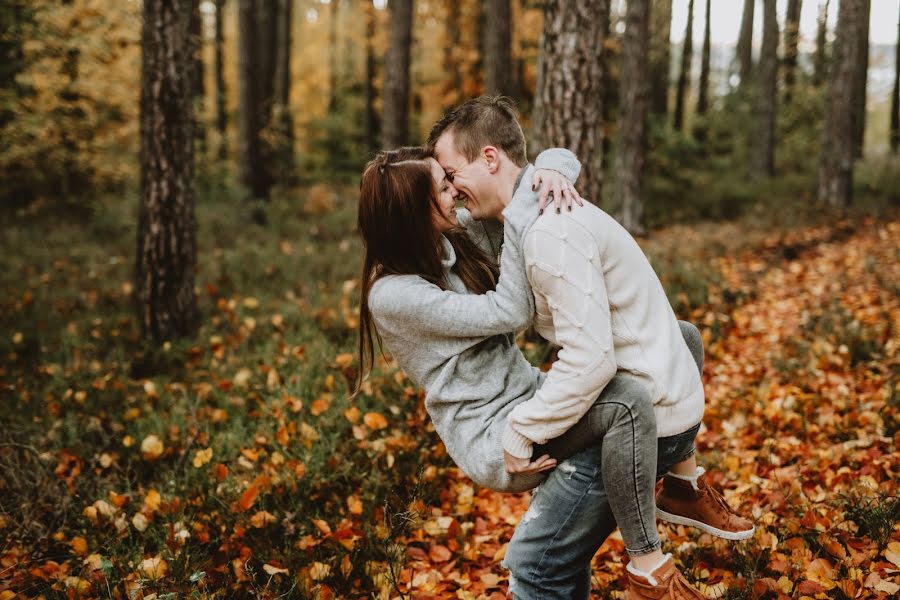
[{"xmin": 354, "ymin": 96, "xmax": 754, "ymax": 599}]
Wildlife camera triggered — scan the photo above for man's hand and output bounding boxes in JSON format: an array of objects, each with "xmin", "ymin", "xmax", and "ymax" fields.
[
  {"xmin": 533, "ymin": 169, "xmax": 584, "ymax": 214},
  {"xmin": 504, "ymin": 450, "xmax": 558, "ymax": 475}
]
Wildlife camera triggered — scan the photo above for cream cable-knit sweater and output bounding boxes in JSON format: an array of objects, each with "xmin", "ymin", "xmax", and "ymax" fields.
[{"xmin": 500, "ymin": 180, "xmax": 706, "ymax": 459}]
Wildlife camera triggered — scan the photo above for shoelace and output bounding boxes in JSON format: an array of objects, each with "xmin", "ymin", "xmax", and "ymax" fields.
[
  {"xmin": 665, "ymin": 571, "xmax": 708, "ymax": 599},
  {"xmin": 700, "ymin": 479, "xmax": 741, "ymax": 517}
]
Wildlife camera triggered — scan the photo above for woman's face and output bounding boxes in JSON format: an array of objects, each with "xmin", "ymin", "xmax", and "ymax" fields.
[{"xmin": 428, "ymin": 157, "xmax": 459, "ymax": 232}]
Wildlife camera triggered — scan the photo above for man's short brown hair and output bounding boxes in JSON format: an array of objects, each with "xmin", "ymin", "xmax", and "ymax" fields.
[{"xmin": 427, "ymin": 95, "xmax": 528, "ymax": 167}]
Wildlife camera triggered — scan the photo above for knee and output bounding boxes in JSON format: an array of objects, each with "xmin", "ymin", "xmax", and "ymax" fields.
[{"xmin": 678, "ymin": 320, "xmax": 705, "ymax": 374}]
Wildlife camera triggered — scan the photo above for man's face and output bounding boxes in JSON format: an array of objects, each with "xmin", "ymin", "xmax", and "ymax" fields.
[{"xmin": 433, "ymin": 131, "xmax": 494, "ymax": 220}]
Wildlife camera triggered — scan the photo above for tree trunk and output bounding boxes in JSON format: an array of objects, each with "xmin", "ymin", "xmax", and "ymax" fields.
[
  {"xmin": 818, "ymin": 0, "xmax": 864, "ymax": 208},
  {"xmin": 272, "ymin": 0, "xmax": 293, "ymax": 182},
  {"xmin": 190, "ymin": 0, "xmax": 206, "ymax": 156},
  {"xmin": 696, "ymin": 0, "xmax": 710, "ymax": 116},
  {"xmin": 484, "ymin": 0, "xmax": 512, "ymax": 97},
  {"xmin": 616, "ymin": 0, "xmax": 650, "ymax": 235},
  {"xmin": 364, "ymin": 1, "xmax": 379, "ymax": 153},
  {"xmin": 736, "ymin": 0, "xmax": 754, "ymax": 87},
  {"xmin": 783, "ymin": 0, "xmax": 802, "ymax": 103},
  {"xmin": 813, "ymin": 0, "xmax": 831, "ymax": 86},
  {"xmin": 237, "ymin": 0, "xmax": 266, "ymax": 201},
  {"xmin": 601, "ymin": 5, "xmax": 614, "ymax": 166},
  {"xmin": 382, "ymin": 0, "xmax": 413, "ymax": 149},
  {"xmin": 137, "ymin": 0, "xmax": 198, "ymax": 341},
  {"xmin": 649, "ymin": 0, "xmax": 672, "ymax": 117},
  {"xmin": 891, "ymin": 5, "xmax": 899, "ymax": 153},
  {"xmin": 852, "ymin": 0, "xmax": 870, "ymax": 158},
  {"xmin": 532, "ymin": 0, "xmax": 608, "ymax": 205},
  {"xmin": 673, "ymin": 0, "xmax": 693, "ymax": 131},
  {"xmin": 752, "ymin": 0, "xmax": 778, "ymax": 178},
  {"xmin": 328, "ymin": 0, "xmax": 339, "ymax": 112},
  {"xmin": 442, "ymin": 1, "xmax": 462, "ymax": 108},
  {"xmin": 214, "ymin": 0, "xmax": 227, "ymax": 160},
  {"xmin": 256, "ymin": 0, "xmax": 277, "ymax": 120}
]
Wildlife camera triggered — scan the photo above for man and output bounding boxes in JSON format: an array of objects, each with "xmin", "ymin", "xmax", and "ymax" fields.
[{"xmin": 428, "ymin": 96, "xmax": 754, "ymax": 599}]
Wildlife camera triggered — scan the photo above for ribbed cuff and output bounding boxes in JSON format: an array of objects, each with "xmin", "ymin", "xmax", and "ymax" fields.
[
  {"xmin": 534, "ymin": 148, "xmax": 582, "ymax": 184},
  {"xmin": 502, "ymin": 422, "xmax": 535, "ymax": 459}
]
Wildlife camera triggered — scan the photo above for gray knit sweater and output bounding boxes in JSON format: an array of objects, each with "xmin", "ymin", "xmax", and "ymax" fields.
[{"xmin": 368, "ymin": 150, "xmax": 580, "ymax": 493}]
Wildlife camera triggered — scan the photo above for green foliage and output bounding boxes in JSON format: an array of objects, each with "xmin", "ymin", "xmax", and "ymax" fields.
[{"xmin": 838, "ymin": 489, "xmax": 900, "ymax": 551}]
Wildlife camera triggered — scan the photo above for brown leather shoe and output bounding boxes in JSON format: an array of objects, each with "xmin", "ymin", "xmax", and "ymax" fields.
[
  {"xmin": 656, "ymin": 468, "xmax": 755, "ymax": 540},
  {"xmin": 625, "ymin": 555, "xmax": 706, "ymax": 599}
]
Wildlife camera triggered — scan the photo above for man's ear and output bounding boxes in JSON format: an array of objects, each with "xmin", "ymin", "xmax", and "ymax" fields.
[{"xmin": 482, "ymin": 146, "xmax": 501, "ymax": 174}]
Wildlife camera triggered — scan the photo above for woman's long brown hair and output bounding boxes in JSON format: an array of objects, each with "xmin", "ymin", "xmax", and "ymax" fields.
[{"xmin": 354, "ymin": 147, "xmax": 499, "ymax": 395}]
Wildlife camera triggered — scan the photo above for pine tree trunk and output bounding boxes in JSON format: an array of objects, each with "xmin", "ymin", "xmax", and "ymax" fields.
[
  {"xmin": 214, "ymin": 0, "xmax": 227, "ymax": 160},
  {"xmin": 364, "ymin": 1, "xmax": 379, "ymax": 152},
  {"xmin": 137, "ymin": 0, "xmax": 198, "ymax": 341},
  {"xmin": 256, "ymin": 0, "xmax": 277, "ymax": 120},
  {"xmin": 443, "ymin": 1, "xmax": 462, "ymax": 108},
  {"xmin": 891, "ymin": 6, "xmax": 899, "ymax": 153},
  {"xmin": 616, "ymin": 0, "xmax": 650, "ymax": 235},
  {"xmin": 813, "ymin": 0, "xmax": 831, "ymax": 86},
  {"xmin": 237, "ymin": 0, "xmax": 266, "ymax": 201},
  {"xmin": 852, "ymin": 0, "xmax": 870, "ymax": 158},
  {"xmin": 818, "ymin": 0, "xmax": 864, "ymax": 208},
  {"xmin": 696, "ymin": 0, "xmax": 710, "ymax": 116},
  {"xmin": 783, "ymin": 0, "xmax": 802, "ymax": 103},
  {"xmin": 752, "ymin": 0, "xmax": 778, "ymax": 177},
  {"xmin": 485, "ymin": 0, "xmax": 512, "ymax": 97},
  {"xmin": 736, "ymin": 0, "xmax": 754, "ymax": 87},
  {"xmin": 532, "ymin": 0, "xmax": 608, "ymax": 205},
  {"xmin": 649, "ymin": 0, "xmax": 672, "ymax": 117},
  {"xmin": 382, "ymin": 0, "xmax": 413, "ymax": 149},
  {"xmin": 601, "ymin": 6, "xmax": 614, "ymax": 166},
  {"xmin": 190, "ymin": 0, "xmax": 206, "ymax": 156},
  {"xmin": 673, "ymin": 0, "xmax": 693, "ymax": 131},
  {"xmin": 272, "ymin": 0, "xmax": 292, "ymax": 181},
  {"xmin": 328, "ymin": 0, "xmax": 339, "ymax": 112}
]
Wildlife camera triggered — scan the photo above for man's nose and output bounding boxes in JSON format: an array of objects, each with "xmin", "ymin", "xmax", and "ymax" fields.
[{"xmin": 447, "ymin": 181, "xmax": 460, "ymax": 199}]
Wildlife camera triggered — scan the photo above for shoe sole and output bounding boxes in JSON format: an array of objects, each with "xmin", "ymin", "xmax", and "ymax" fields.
[{"xmin": 656, "ymin": 507, "xmax": 755, "ymax": 541}]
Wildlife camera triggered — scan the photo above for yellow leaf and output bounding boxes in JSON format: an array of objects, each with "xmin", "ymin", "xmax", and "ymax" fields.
[
  {"xmin": 311, "ymin": 393, "xmax": 332, "ymax": 416},
  {"xmin": 144, "ymin": 489, "xmax": 162, "ymax": 513},
  {"xmin": 364, "ymin": 412, "xmax": 388, "ymax": 430},
  {"xmin": 300, "ymin": 422, "xmax": 320, "ymax": 443},
  {"xmin": 884, "ymin": 544, "xmax": 900, "ymax": 568},
  {"xmin": 243, "ymin": 297, "xmax": 259, "ymax": 309},
  {"xmin": 250, "ymin": 510, "xmax": 277, "ymax": 528},
  {"xmin": 341, "ymin": 554, "xmax": 353, "ymax": 578},
  {"xmin": 309, "ymin": 561, "xmax": 331, "ymax": 581},
  {"xmin": 335, "ymin": 353, "xmax": 353, "ymax": 368},
  {"xmin": 139, "ymin": 555, "xmax": 168, "ymax": 580},
  {"xmin": 263, "ymin": 563, "xmax": 289, "ymax": 575},
  {"xmin": 70, "ymin": 536, "xmax": 88, "ymax": 556},
  {"xmin": 266, "ymin": 368, "xmax": 281, "ymax": 391},
  {"xmin": 875, "ymin": 580, "xmax": 900, "ymax": 595},
  {"xmin": 347, "ymin": 495, "xmax": 363, "ymax": 515},
  {"xmin": 132, "ymin": 512, "xmax": 149, "ymax": 532},
  {"xmin": 344, "ymin": 406, "xmax": 361, "ymax": 424},
  {"xmin": 192, "ymin": 447, "xmax": 213, "ymax": 468},
  {"xmin": 140, "ymin": 434, "xmax": 164, "ymax": 460},
  {"xmin": 311, "ymin": 518, "xmax": 331, "ymax": 535},
  {"xmin": 83, "ymin": 554, "xmax": 104, "ymax": 570}
]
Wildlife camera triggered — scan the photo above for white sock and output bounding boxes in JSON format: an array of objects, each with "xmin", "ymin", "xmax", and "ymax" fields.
[
  {"xmin": 666, "ymin": 466, "xmax": 705, "ymax": 490},
  {"xmin": 627, "ymin": 553, "xmax": 671, "ymax": 586}
]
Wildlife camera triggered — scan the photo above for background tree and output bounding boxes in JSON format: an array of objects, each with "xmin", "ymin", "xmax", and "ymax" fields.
[
  {"xmin": 364, "ymin": 0, "xmax": 379, "ymax": 153},
  {"xmin": 382, "ymin": 0, "xmax": 413, "ymax": 148},
  {"xmin": 190, "ymin": 0, "xmax": 206, "ymax": 156},
  {"xmin": 485, "ymin": 0, "xmax": 512, "ymax": 97},
  {"xmin": 752, "ymin": 0, "xmax": 778, "ymax": 178},
  {"xmin": 696, "ymin": 0, "xmax": 711, "ymax": 118},
  {"xmin": 329, "ymin": 0, "xmax": 340, "ymax": 112},
  {"xmin": 532, "ymin": 0, "xmax": 608, "ymax": 205},
  {"xmin": 649, "ymin": 0, "xmax": 672, "ymax": 117},
  {"xmin": 272, "ymin": 0, "xmax": 293, "ymax": 182},
  {"xmin": 736, "ymin": 0, "xmax": 755, "ymax": 88},
  {"xmin": 852, "ymin": 0, "xmax": 871, "ymax": 158},
  {"xmin": 214, "ymin": 0, "xmax": 227, "ymax": 160},
  {"xmin": 673, "ymin": 0, "xmax": 693, "ymax": 131},
  {"xmin": 136, "ymin": 0, "xmax": 198, "ymax": 341},
  {"xmin": 237, "ymin": 0, "xmax": 266, "ymax": 204},
  {"xmin": 814, "ymin": 0, "xmax": 831, "ymax": 86},
  {"xmin": 818, "ymin": 0, "xmax": 865, "ymax": 207},
  {"xmin": 783, "ymin": 0, "xmax": 802, "ymax": 103},
  {"xmin": 892, "ymin": 5, "xmax": 899, "ymax": 153},
  {"xmin": 616, "ymin": 0, "xmax": 650, "ymax": 234}
]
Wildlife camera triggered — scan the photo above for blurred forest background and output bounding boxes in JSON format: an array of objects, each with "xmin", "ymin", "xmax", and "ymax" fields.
[{"xmin": 1, "ymin": 0, "xmax": 898, "ymax": 598}]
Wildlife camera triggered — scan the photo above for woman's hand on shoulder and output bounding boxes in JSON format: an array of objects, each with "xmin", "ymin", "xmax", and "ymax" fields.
[
  {"xmin": 504, "ymin": 450, "xmax": 557, "ymax": 475},
  {"xmin": 532, "ymin": 169, "xmax": 584, "ymax": 214}
]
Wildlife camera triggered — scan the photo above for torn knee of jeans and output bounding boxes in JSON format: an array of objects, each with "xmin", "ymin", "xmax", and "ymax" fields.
[
  {"xmin": 558, "ymin": 460, "xmax": 577, "ymax": 479},
  {"xmin": 521, "ymin": 498, "xmax": 542, "ymax": 524}
]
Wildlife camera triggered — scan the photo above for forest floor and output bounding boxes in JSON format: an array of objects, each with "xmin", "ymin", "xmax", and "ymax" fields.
[{"xmin": 0, "ymin": 187, "xmax": 897, "ymax": 599}]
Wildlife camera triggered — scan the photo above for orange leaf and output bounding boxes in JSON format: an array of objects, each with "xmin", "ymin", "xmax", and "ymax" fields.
[
  {"xmin": 429, "ymin": 544, "xmax": 452, "ymax": 563},
  {"xmin": 347, "ymin": 495, "xmax": 363, "ymax": 515},
  {"xmin": 312, "ymin": 518, "xmax": 332, "ymax": 536},
  {"xmin": 237, "ymin": 485, "xmax": 259, "ymax": 512},
  {"xmin": 363, "ymin": 412, "xmax": 388, "ymax": 430}
]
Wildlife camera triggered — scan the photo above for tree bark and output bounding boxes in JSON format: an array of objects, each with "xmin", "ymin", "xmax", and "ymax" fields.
[
  {"xmin": 382, "ymin": 0, "xmax": 413, "ymax": 149},
  {"xmin": 696, "ymin": 0, "xmax": 710, "ymax": 116},
  {"xmin": 783, "ymin": 0, "xmax": 802, "ymax": 103},
  {"xmin": 736, "ymin": 0, "xmax": 754, "ymax": 87},
  {"xmin": 364, "ymin": 0, "xmax": 379, "ymax": 152},
  {"xmin": 673, "ymin": 0, "xmax": 693, "ymax": 131},
  {"xmin": 272, "ymin": 0, "xmax": 293, "ymax": 181},
  {"xmin": 813, "ymin": 0, "xmax": 831, "ymax": 86},
  {"xmin": 484, "ymin": 0, "xmax": 512, "ymax": 97},
  {"xmin": 752, "ymin": 0, "xmax": 778, "ymax": 178},
  {"xmin": 328, "ymin": 0, "xmax": 339, "ymax": 112},
  {"xmin": 214, "ymin": 0, "xmax": 227, "ymax": 160},
  {"xmin": 532, "ymin": 0, "xmax": 608, "ymax": 205},
  {"xmin": 818, "ymin": 0, "xmax": 864, "ymax": 208},
  {"xmin": 649, "ymin": 0, "xmax": 672, "ymax": 117},
  {"xmin": 137, "ymin": 0, "xmax": 198, "ymax": 341},
  {"xmin": 616, "ymin": 0, "xmax": 650, "ymax": 235},
  {"xmin": 190, "ymin": 0, "xmax": 206, "ymax": 156},
  {"xmin": 891, "ymin": 5, "xmax": 899, "ymax": 153},
  {"xmin": 852, "ymin": 0, "xmax": 870, "ymax": 158},
  {"xmin": 237, "ymin": 0, "xmax": 266, "ymax": 201},
  {"xmin": 256, "ymin": 0, "xmax": 277, "ymax": 121}
]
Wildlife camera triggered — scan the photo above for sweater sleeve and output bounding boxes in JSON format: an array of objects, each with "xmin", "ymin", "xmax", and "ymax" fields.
[
  {"xmin": 534, "ymin": 148, "xmax": 582, "ymax": 184},
  {"xmin": 368, "ymin": 230, "xmax": 533, "ymax": 345},
  {"xmin": 501, "ymin": 219, "xmax": 618, "ymax": 458}
]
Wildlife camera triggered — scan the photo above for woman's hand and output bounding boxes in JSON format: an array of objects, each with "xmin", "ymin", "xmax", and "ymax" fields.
[
  {"xmin": 504, "ymin": 450, "xmax": 558, "ymax": 475},
  {"xmin": 533, "ymin": 169, "xmax": 584, "ymax": 214}
]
